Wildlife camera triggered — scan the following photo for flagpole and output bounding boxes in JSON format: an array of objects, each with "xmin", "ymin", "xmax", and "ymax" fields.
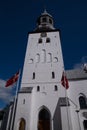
[
  {"xmin": 63, "ymin": 70, "xmax": 71, "ymax": 130},
  {"xmin": 10, "ymin": 70, "xmax": 21, "ymax": 130}
]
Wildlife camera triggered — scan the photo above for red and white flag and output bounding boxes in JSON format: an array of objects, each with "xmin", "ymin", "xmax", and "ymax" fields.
[
  {"xmin": 5, "ymin": 71, "xmax": 19, "ymax": 87},
  {"xmin": 61, "ymin": 71, "xmax": 69, "ymax": 89}
]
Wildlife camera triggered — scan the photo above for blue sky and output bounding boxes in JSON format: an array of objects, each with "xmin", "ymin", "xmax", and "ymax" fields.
[{"xmin": 0, "ymin": 0, "xmax": 87, "ymax": 108}]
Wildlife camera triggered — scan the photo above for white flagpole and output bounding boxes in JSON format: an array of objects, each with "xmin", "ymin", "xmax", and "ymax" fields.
[
  {"xmin": 63, "ymin": 70, "xmax": 71, "ymax": 130},
  {"xmin": 10, "ymin": 70, "xmax": 21, "ymax": 130}
]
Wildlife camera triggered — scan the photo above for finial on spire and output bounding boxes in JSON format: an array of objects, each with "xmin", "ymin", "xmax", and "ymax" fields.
[{"xmin": 44, "ymin": 8, "xmax": 47, "ymax": 14}]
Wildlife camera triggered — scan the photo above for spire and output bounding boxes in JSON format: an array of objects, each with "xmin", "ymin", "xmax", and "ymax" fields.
[{"xmin": 35, "ymin": 10, "xmax": 55, "ymax": 31}]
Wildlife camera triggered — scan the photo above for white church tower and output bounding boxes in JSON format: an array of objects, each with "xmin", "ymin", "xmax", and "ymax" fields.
[{"xmin": 13, "ymin": 10, "xmax": 72, "ymax": 130}]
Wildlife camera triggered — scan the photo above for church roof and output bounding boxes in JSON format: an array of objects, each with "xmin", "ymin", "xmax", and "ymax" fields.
[{"xmin": 66, "ymin": 68, "xmax": 87, "ymax": 80}]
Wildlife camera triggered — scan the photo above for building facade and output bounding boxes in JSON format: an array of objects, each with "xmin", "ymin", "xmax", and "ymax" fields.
[{"xmin": 2, "ymin": 10, "xmax": 87, "ymax": 130}]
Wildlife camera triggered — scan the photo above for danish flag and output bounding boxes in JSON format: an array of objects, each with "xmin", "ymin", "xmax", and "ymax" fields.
[
  {"xmin": 61, "ymin": 71, "xmax": 69, "ymax": 89},
  {"xmin": 5, "ymin": 71, "xmax": 19, "ymax": 87}
]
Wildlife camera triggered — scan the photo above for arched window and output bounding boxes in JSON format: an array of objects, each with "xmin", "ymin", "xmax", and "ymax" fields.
[
  {"xmin": 19, "ymin": 118, "xmax": 26, "ymax": 130},
  {"xmin": 83, "ymin": 120, "xmax": 87, "ymax": 129},
  {"xmin": 79, "ymin": 96, "xmax": 87, "ymax": 109},
  {"xmin": 38, "ymin": 108, "xmax": 51, "ymax": 130},
  {"xmin": 37, "ymin": 86, "xmax": 40, "ymax": 91},
  {"xmin": 52, "ymin": 72, "xmax": 55, "ymax": 79},
  {"xmin": 29, "ymin": 59, "xmax": 33, "ymax": 64},
  {"xmin": 53, "ymin": 57, "xmax": 58, "ymax": 63}
]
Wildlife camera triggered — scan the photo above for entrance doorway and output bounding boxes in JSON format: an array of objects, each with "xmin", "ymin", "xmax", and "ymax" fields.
[{"xmin": 38, "ymin": 108, "xmax": 51, "ymax": 130}]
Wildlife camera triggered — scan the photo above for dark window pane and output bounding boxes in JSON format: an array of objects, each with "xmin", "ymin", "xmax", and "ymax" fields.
[
  {"xmin": 52, "ymin": 72, "xmax": 55, "ymax": 79},
  {"xmin": 37, "ymin": 86, "xmax": 40, "ymax": 91},
  {"xmin": 42, "ymin": 17, "xmax": 47, "ymax": 22},
  {"xmin": 33, "ymin": 72, "xmax": 35, "ymax": 79},
  {"xmin": 79, "ymin": 96, "xmax": 87, "ymax": 109},
  {"xmin": 54, "ymin": 85, "xmax": 58, "ymax": 91},
  {"xmin": 83, "ymin": 120, "xmax": 87, "ymax": 129},
  {"xmin": 49, "ymin": 19, "xmax": 52, "ymax": 24},
  {"xmin": 38, "ymin": 38, "xmax": 42, "ymax": 43},
  {"xmin": 46, "ymin": 38, "xmax": 50, "ymax": 43}
]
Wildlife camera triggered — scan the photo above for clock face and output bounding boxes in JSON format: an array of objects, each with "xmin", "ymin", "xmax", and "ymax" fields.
[{"xmin": 41, "ymin": 32, "xmax": 47, "ymax": 37}]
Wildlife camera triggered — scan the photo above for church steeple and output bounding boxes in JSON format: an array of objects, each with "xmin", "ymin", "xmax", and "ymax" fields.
[{"xmin": 35, "ymin": 10, "xmax": 55, "ymax": 31}]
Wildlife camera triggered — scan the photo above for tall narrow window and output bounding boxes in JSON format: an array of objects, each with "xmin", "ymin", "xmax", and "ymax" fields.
[
  {"xmin": 54, "ymin": 85, "xmax": 58, "ymax": 91},
  {"xmin": 23, "ymin": 99, "xmax": 25, "ymax": 104},
  {"xmin": 38, "ymin": 38, "xmax": 42, "ymax": 43},
  {"xmin": 79, "ymin": 96, "xmax": 87, "ymax": 109},
  {"xmin": 49, "ymin": 19, "xmax": 52, "ymax": 24},
  {"xmin": 52, "ymin": 72, "xmax": 55, "ymax": 79},
  {"xmin": 46, "ymin": 38, "xmax": 50, "ymax": 43},
  {"xmin": 37, "ymin": 86, "xmax": 40, "ymax": 91},
  {"xmin": 83, "ymin": 120, "xmax": 87, "ymax": 129},
  {"xmin": 19, "ymin": 118, "xmax": 26, "ymax": 130},
  {"xmin": 33, "ymin": 72, "xmax": 35, "ymax": 79}
]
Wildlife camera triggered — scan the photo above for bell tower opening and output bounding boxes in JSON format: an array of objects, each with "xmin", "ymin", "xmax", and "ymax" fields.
[{"xmin": 38, "ymin": 108, "xmax": 51, "ymax": 130}]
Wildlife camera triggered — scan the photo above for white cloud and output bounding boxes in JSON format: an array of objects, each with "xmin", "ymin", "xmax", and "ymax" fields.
[
  {"xmin": 73, "ymin": 63, "xmax": 82, "ymax": 69},
  {"xmin": 73, "ymin": 56, "xmax": 87, "ymax": 69},
  {"xmin": 0, "ymin": 79, "xmax": 16, "ymax": 104}
]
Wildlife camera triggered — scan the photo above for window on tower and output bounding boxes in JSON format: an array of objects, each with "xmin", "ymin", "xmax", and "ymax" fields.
[
  {"xmin": 38, "ymin": 38, "xmax": 42, "ymax": 43},
  {"xmin": 23, "ymin": 99, "xmax": 25, "ymax": 104},
  {"xmin": 49, "ymin": 18, "xmax": 52, "ymax": 24},
  {"xmin": 42, "ymin": 17, "xmax": 47, "ymax": 22},
  {"xmin": 54, "ymin": 85, "xmax": 58, "ymax": 91},
  {"xmin": 33, "ymin": 72, "xmax": 35, "ymax": 79},
  {"xmin": 37, "ymin": 86, "xmax": 40, "ymax": 91},
  {"xmin": 52, "ymin": 72, "xmax": 55, "ymax": 79},
  {"xmin": 46, "ymin": 38, "xmax": 50, "ymax": 43},
  {"xmin": 41, "ymin": 32, "xmax": 47, "ymax": 37}
]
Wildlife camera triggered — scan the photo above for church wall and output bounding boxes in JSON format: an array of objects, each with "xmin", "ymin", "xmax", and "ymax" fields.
[
  {"xmin": 68, "ymin": 79, "xmax": 87, "ymax": 130},
  {"xmin": 13, "ymin": 93, "xmax": 32, "ymax": 130}
]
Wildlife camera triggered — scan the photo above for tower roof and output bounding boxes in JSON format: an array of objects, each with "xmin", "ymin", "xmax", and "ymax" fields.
[{"xmin": 35, "ymin": 10, "xmax": 55, "ymax": 31}]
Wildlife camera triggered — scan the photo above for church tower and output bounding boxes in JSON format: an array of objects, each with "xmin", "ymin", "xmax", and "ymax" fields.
[{"xmin": 13, "ymin": 10, "xmax": 72, "ymax": 130}]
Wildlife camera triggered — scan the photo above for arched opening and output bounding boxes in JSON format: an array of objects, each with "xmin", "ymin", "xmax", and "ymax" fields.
[
  {"xmin": 38, "ymin": 108, "xmax": 51, "ymax": 130},
  {"xmin": 83, "ymin": 120, "xmax": 87, "ymax": 129},
  {"xmin": 19, "ymin": 118, "xmax": 26, "ymax": 130},
  {"xmin": 79, "ymin": 96, "xmax": 87, "ymax": 109}
]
